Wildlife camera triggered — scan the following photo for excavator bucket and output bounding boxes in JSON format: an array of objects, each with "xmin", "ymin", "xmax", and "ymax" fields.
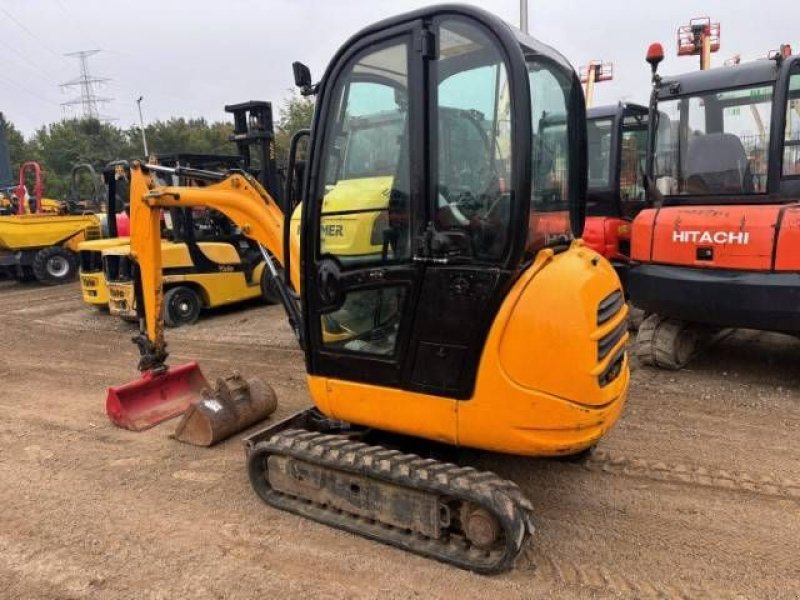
[
  {"xmin": 172, "ymin": 372, "xmax": 277, "ymax": 446},
  {"xmin": 106, "ymin": 362, "xmax": 209, "ymax": 431}
]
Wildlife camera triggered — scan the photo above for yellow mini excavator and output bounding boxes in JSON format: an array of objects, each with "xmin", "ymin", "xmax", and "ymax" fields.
[{"xmin": 113, "ymin": 5, "xmax": 630, "ymax": 573}]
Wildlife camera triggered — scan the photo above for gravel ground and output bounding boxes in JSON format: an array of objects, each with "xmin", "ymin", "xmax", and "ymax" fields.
[{"xmin": 1, "ymin": 279, "xmax": 798, "ymax": 599}]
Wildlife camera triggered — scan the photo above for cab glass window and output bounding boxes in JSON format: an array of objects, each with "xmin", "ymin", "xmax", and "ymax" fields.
[
  {"xmin": 318, "ymin": 42, "xmax": 411, "ymax": 265},
  {"xmin": 654, "ymin": 85, "xmax": 773, "ymax": 194},
  {"xmin": 620, "ymin": 113, "xmax": 648, "ymax": 205},
  {"xmin": 587, "ymin": 117, "xmax": 613, "ymax": 189},
  {"xmin": 527, "ymin": 59, "xmax": 574, "ymax": 252},
  {"xmin": 315, "ymin": 40, "xmax": 411, "ymax": 357},
  {"xmin": 434, "ymin": 19, "xmax": 512, "ymax": 261},
  {"xmin": 784, "ymin": 72, "xmax": 800, "ymax": 176}
]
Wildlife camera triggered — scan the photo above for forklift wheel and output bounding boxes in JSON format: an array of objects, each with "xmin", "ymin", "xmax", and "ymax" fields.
[
  {"xmin": 164, "ymin": 286, "xmax": 202, "ymax": 328},
  {"xmin": 32, "ymin": 246, "xmax": 77, "ymax": 285}
]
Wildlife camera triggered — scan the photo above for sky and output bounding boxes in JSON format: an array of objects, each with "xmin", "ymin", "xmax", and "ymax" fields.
[{"xmin": 0, "ymin": 0, "xmax": 796, "ymax": 136}]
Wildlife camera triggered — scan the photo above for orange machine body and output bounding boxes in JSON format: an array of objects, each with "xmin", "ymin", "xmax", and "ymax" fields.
[
  {"xmin": 583, "ymin": 216, "xmax": 632, "ymax": 263},
  {"xmin": 631, "ymin": 204, "xmax": 800, "ymax": 272}
]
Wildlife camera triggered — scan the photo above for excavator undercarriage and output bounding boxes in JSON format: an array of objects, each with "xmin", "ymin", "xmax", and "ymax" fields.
[{"xmin": 245, "ymin": 410, "xmax": 533, "ymax": 574}]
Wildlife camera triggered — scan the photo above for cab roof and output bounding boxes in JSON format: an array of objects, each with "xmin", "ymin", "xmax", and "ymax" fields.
[
  {"xmin": 331, "ymin": 3, "xmax": 574, "ymax": 76},
  {"xmin": 656, "ymin": 58, "xmax": 782, "ymax": 99},
  {"xmin": 587, "ymin": 102, "xmax": 648, "ymax": 121}
]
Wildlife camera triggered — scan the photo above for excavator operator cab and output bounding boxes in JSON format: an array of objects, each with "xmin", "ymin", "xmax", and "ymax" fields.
[
  {"xmin": 586, "ymin": 103, "xmax": 649, "ymax": 219},
  {"xmin": 646, "ymin": 53, "xmax": 800, "ymax": 203},
  {"xmin": 295, "ymin": 5, "xmax": 586, "ymax": 395}
]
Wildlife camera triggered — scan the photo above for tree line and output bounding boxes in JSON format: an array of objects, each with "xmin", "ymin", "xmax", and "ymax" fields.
[{"xmin": 3, "ymin": 94, "xmax": 314, "ymax": 200}]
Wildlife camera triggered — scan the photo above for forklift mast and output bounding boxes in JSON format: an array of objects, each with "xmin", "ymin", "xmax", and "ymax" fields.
[{"xmin": 225, "ymin": 101, "xmax": 283, "ymax": 210}]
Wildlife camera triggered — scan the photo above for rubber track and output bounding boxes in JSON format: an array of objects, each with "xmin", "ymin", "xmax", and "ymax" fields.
[
  {"xmin": 247, "ymin": 429, "xmax": 535, "ymax": 574},
  {"xmin": 585, "ymin": 449, "xmax": 800, "ymax": 500}
]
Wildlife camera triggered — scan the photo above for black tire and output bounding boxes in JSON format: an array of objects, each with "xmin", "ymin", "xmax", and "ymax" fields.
[
  {"xmin": 627, "ymin": 303, "xmax": 647, "ymax": 331},
  {"xmin": 635, "ymin": 314, "xmax": 659, "ymax": 367},
  {"xmin": 163, "ymin": 286, "xmax": 202, "ymax": 328},
  {"xmin": 636, "ymin": 314, "xmax": 698, "ymax": 370},
  {"xmin": 15, "ymin": 265, "xmax": 36, "ymax": 282},
  {"xmin": 32, "ymin": 246, "xmax": 77, "ymax": 285},
  {"xmin": 260, "ymin": 266, "xmax": 282, "ymax": 305}
]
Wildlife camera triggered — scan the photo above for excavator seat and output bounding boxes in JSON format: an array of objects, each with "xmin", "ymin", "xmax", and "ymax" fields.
[{"xmin": 685, "ymin": 133, "xmax": 751, "ymax": 194}]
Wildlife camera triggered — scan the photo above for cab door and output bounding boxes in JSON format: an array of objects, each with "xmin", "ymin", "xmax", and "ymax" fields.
[
  {"xmin": 302, "ymin": 23, "xmax": 424, "ymax": 388},
  {"xmin": 302, "ymin": 14, "xmax": 528, "ymax": 398}
]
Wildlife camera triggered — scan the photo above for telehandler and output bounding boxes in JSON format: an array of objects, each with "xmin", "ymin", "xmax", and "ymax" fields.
[{"xmin": 113, "ymin": 5, "xmax": 629, "ymax": 573}]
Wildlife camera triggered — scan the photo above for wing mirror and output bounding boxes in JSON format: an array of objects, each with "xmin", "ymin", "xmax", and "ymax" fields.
[{"xmin": 293, "ymin": 62, "xmax": 318, "ymax": 96}]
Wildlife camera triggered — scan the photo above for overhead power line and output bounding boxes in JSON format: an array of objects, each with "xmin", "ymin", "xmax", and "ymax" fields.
[{"xmin": 0, "ymin": 5, "xmax": 66, "ymax": 61}]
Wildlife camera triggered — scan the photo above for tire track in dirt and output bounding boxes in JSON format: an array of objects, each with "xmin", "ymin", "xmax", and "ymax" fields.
[
  {"xmin": 520, "ymin": 550, "xmax": 740, "ymax": 600},
  {"xmin": 585, "ymin": 448, "xmax": 800, "ymax": 500}
]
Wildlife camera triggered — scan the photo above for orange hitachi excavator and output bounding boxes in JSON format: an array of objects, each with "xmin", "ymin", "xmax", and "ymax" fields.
[
  {"xmin": 111, "ymin": 5, "xmax": 630, "ymax": 573},
  {"xmin": 630, "ymin": 43, "xmax": 800, "ymax": 369}
]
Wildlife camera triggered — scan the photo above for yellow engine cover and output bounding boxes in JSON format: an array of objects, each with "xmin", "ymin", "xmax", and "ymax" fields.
[{"xmin": 290, "ymin": 176, "xmax": 391, "ymax": 259}]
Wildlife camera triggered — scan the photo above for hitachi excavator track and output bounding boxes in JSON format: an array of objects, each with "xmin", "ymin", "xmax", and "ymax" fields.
[{"xmin": 246, "ymin": 428, "xmax": 534, "ymax": 574}]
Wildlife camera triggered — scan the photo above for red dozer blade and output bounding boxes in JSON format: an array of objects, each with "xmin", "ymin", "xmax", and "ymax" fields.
[{"xmin": 106, "ymin": 362, "xmax": 209, "ymax": 431}]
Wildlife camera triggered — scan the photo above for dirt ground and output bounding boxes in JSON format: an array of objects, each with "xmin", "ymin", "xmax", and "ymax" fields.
[{"xmin": 1, "ymin": 278, "xmax": 798, "ymax": 599}]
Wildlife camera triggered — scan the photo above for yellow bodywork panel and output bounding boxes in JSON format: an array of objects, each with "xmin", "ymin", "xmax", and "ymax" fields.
[
  {"xmin": 0, "ymin": 213, "xmax": 101, "ymax": 251},
  {"xmin": 108, "ymin": 282, "xmax": 136, "ymax": 320},
  {"xmin": 80, "ymin": 271, "xmax": 108, "ymax": 305},
  {"xmin": 78, "ymin": 237, "xmax": 130, "ymax": 306},
  {"xmin": 290, "ymin": 177, "xmax": 391, "ymax": 259},
  {"xmin": 321, "ymin": 176, "xmax": 390, "ymax": 257},
  {"xmin": 103, "ymin": 239, "xmax": 265, "ymax": 317}
]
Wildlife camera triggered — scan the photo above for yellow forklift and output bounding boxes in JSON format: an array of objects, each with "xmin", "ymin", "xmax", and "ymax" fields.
[
  {"xmin": 112, "ymin": 5, "xmax": 630, "ymax": 573},
  {"xmin": 80, "ymin": 102, "xmax": 284, "ymax": 317},
  {"xmin": 77, "ymin": 162, "xmax": 131, "ymax": 306},
  {"xmin": 104, "ymin": 150, "xmax": 279, "ymax": 325}
]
